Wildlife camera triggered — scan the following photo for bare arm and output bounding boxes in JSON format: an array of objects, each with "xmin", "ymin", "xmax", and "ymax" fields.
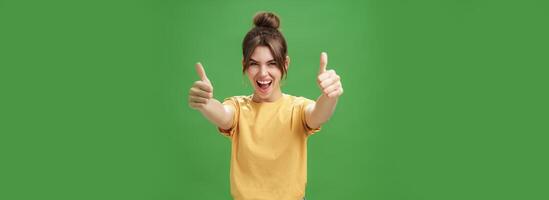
[
  {"xmin": 198, "ymin": 99, "xmax": 234, "ymax": 130},
  {"xmin": 188, "ymin": 63, "xmax": 234, "ymax": 130},
  {"xmin": 305, "ymin": 52, "xmax": 344, "ymax": 129}
]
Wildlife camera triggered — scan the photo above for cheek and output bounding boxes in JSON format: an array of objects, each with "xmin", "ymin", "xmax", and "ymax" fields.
[
  {"xmin": 270, "ymin": 69, "xmax": 282, "ymax": 81},
  {"xmin": 246, "ymin": 69, "xmax": 258, "ymax": 84},
  {"xmin": 246, "ymin": 68, "xmax": 257, "ymax": 77}
]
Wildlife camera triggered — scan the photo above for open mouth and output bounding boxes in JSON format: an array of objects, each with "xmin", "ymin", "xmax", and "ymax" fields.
[{"xmin": 256, "ymin": 80, "xmax": 272, "ymax": 92}]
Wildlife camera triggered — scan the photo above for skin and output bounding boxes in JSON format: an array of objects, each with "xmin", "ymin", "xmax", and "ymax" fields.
[
  {"xmin": 245, "ymin": 46, "xmax": 287, "ymax": 103},
  {"xmin": 188, "ymin": 46, "xmax": 343, "ymax": 130}
]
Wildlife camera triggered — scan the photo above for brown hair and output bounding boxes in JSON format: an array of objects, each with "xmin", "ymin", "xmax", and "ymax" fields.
[{"xmin": 242, "ymin": 11, "xmax": 288, "ymax": 78}]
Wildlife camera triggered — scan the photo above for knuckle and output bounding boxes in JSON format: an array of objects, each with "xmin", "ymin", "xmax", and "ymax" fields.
[{"xmin": 319, "ymin": 84, "xmax": 327, "ymax": 90}]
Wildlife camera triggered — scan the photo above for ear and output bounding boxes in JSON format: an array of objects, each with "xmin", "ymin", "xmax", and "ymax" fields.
[{"xmin": 285, "ymin": 56, "xmax": 290, "ymax": 71}]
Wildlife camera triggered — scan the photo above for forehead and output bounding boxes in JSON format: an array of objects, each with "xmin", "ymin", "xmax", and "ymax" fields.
[{"xmin": 251, "ymin": 46, "xmax": 274, "ymax": 62}]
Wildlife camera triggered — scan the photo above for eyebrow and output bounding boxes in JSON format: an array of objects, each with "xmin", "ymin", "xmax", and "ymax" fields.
[{"xmin": 250, "ymin": 59, "xmax": 276, "ymax": 63}]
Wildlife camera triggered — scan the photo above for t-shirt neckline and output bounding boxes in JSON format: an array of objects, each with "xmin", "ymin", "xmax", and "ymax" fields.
[{"xmin": 250, "ymin": 93, "xmax": 287, "ymax": 106}]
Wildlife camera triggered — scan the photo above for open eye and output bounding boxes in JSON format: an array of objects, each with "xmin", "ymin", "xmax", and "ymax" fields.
[{"xmin": 268, "ymin": 62, "xmax": 277, "ymax": 67}]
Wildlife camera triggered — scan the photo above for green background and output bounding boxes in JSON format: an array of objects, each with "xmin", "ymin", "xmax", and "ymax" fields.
[{"xmin": 1, "ymin": 0, "xmax": 548, "ymax": 199}]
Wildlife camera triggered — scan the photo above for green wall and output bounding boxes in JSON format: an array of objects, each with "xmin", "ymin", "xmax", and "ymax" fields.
[{"xmin": 1, "ymin": 0, "xmax": 548, "ymax": 199}]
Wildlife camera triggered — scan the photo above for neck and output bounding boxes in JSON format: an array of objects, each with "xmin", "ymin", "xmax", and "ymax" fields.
[{"xmin": 252, "ymin": 88, "xmax": 283, "ymax": 103}]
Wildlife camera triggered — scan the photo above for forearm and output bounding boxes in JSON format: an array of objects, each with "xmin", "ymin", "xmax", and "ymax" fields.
[
  {"xmin": 198, "ymin": 98, "xmax": 233, "ymax": 130},
  {"xmin": 308, "ymin": 94, "xmax": 339, "ymax": 128}
]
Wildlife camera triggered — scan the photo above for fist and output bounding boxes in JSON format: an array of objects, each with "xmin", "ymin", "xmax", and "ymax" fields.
[
  {"xmin": 189, "ymin": 62, "xmax": 213, "ymax": 109},
  {"xmin": 317, "ymin": 52, "xmax": 343, "ymax": 98}
]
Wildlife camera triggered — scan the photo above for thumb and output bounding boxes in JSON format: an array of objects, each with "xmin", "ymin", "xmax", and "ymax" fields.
[
  {"xmin": 319, "ymin": 52, "xmax": 328, "ymax": 74},
  {"xmin": 195, "ymin": 62, "xmax": 209, "ymax": 81}
]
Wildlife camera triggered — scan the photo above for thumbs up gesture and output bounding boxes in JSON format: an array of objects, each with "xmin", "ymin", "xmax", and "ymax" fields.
[
  {"xmin": 317, "ymin": 52, "xmax": 343, "ymax": 98},
  {"xmin": 189, "ymin": 62, "xmax": 214, "ymax": 109}
]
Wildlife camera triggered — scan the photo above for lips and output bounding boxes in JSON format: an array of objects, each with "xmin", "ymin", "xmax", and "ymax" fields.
[{"xmin": 256, "ymin": 80, "xmax": 272, "ymax": 93}]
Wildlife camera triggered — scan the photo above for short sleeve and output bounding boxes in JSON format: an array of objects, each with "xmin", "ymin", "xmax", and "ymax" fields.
[
  {"xmin": 217, "ymin": 97, "xmax": 239, "ymax": 138},
  {"xmin": 299, "ymin": 98, "xmax": 321, "ymax": 136}
]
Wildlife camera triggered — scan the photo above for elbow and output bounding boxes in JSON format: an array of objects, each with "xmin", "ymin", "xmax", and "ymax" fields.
[
  {"xmin": 219, "ymin": 115, "xmax": 233, "ymax": 130},
  {"xmin": 306, "ymin": 117, "xmax": 326, "ymax": 130},
  {"xmin": 219, "ymin": 122, "xmax": 232, "ymax": 131}
]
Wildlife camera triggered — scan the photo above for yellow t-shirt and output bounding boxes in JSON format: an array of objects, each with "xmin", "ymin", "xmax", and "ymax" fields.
[{"xmin": 218, "ymin": 94, "xmax": 320, "ymax": 200}]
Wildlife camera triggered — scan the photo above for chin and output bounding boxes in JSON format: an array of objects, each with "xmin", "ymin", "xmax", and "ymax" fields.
[{"xmin": 252, "ymin": 82, "xmax": 279, "ymax": 102}]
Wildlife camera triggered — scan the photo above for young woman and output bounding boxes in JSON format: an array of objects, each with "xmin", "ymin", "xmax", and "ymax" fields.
[{"xmin": 188, "ymin": 11, "xmax": 343, "ymax": 200}]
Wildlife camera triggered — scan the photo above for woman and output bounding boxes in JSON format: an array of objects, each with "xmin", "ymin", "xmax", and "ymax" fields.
[{"xmin": 188, "ymin": 11, "xmax": 343, "ymax": 200}]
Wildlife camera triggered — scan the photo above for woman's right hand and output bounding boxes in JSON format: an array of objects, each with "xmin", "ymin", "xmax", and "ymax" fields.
[{"xmin": 189, "ymin": 62, "xmax": 213, "ymax": 110}]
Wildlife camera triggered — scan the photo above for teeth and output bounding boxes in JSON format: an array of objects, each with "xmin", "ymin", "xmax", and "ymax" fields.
[{"xmin": 257, "ymin": 80, "xmax": 272, "ymax": 84}]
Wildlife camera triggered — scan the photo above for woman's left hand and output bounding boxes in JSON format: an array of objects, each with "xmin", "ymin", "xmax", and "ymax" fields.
[{"xmin": 317, "ymin": 52, "xmax": 343, "ymax": 98}]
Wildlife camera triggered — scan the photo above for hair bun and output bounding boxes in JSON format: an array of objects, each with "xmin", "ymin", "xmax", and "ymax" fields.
[{"xmin": 253, "ymin": 12, "xmax": 280, "ymax": 29}]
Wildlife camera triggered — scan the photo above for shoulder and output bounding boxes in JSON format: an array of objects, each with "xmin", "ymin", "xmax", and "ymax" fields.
[
  {"xmin": 283, "ymin": 94, "xmax": 315, "ymax": 107},
  {"xmin": 223, "ymin": 95, "xmax": 253, "ymax": 106}
]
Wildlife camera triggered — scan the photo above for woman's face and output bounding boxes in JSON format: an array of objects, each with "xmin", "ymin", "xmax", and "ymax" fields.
[{"xmin": 245, "ymin": 46, "xmax": 286, "ymax": 102}]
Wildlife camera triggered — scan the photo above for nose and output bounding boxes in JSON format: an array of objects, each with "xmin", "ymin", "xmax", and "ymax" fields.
[{"xmin": 259, "ymin": 65, "xmax": 269, "ymax": 76}]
